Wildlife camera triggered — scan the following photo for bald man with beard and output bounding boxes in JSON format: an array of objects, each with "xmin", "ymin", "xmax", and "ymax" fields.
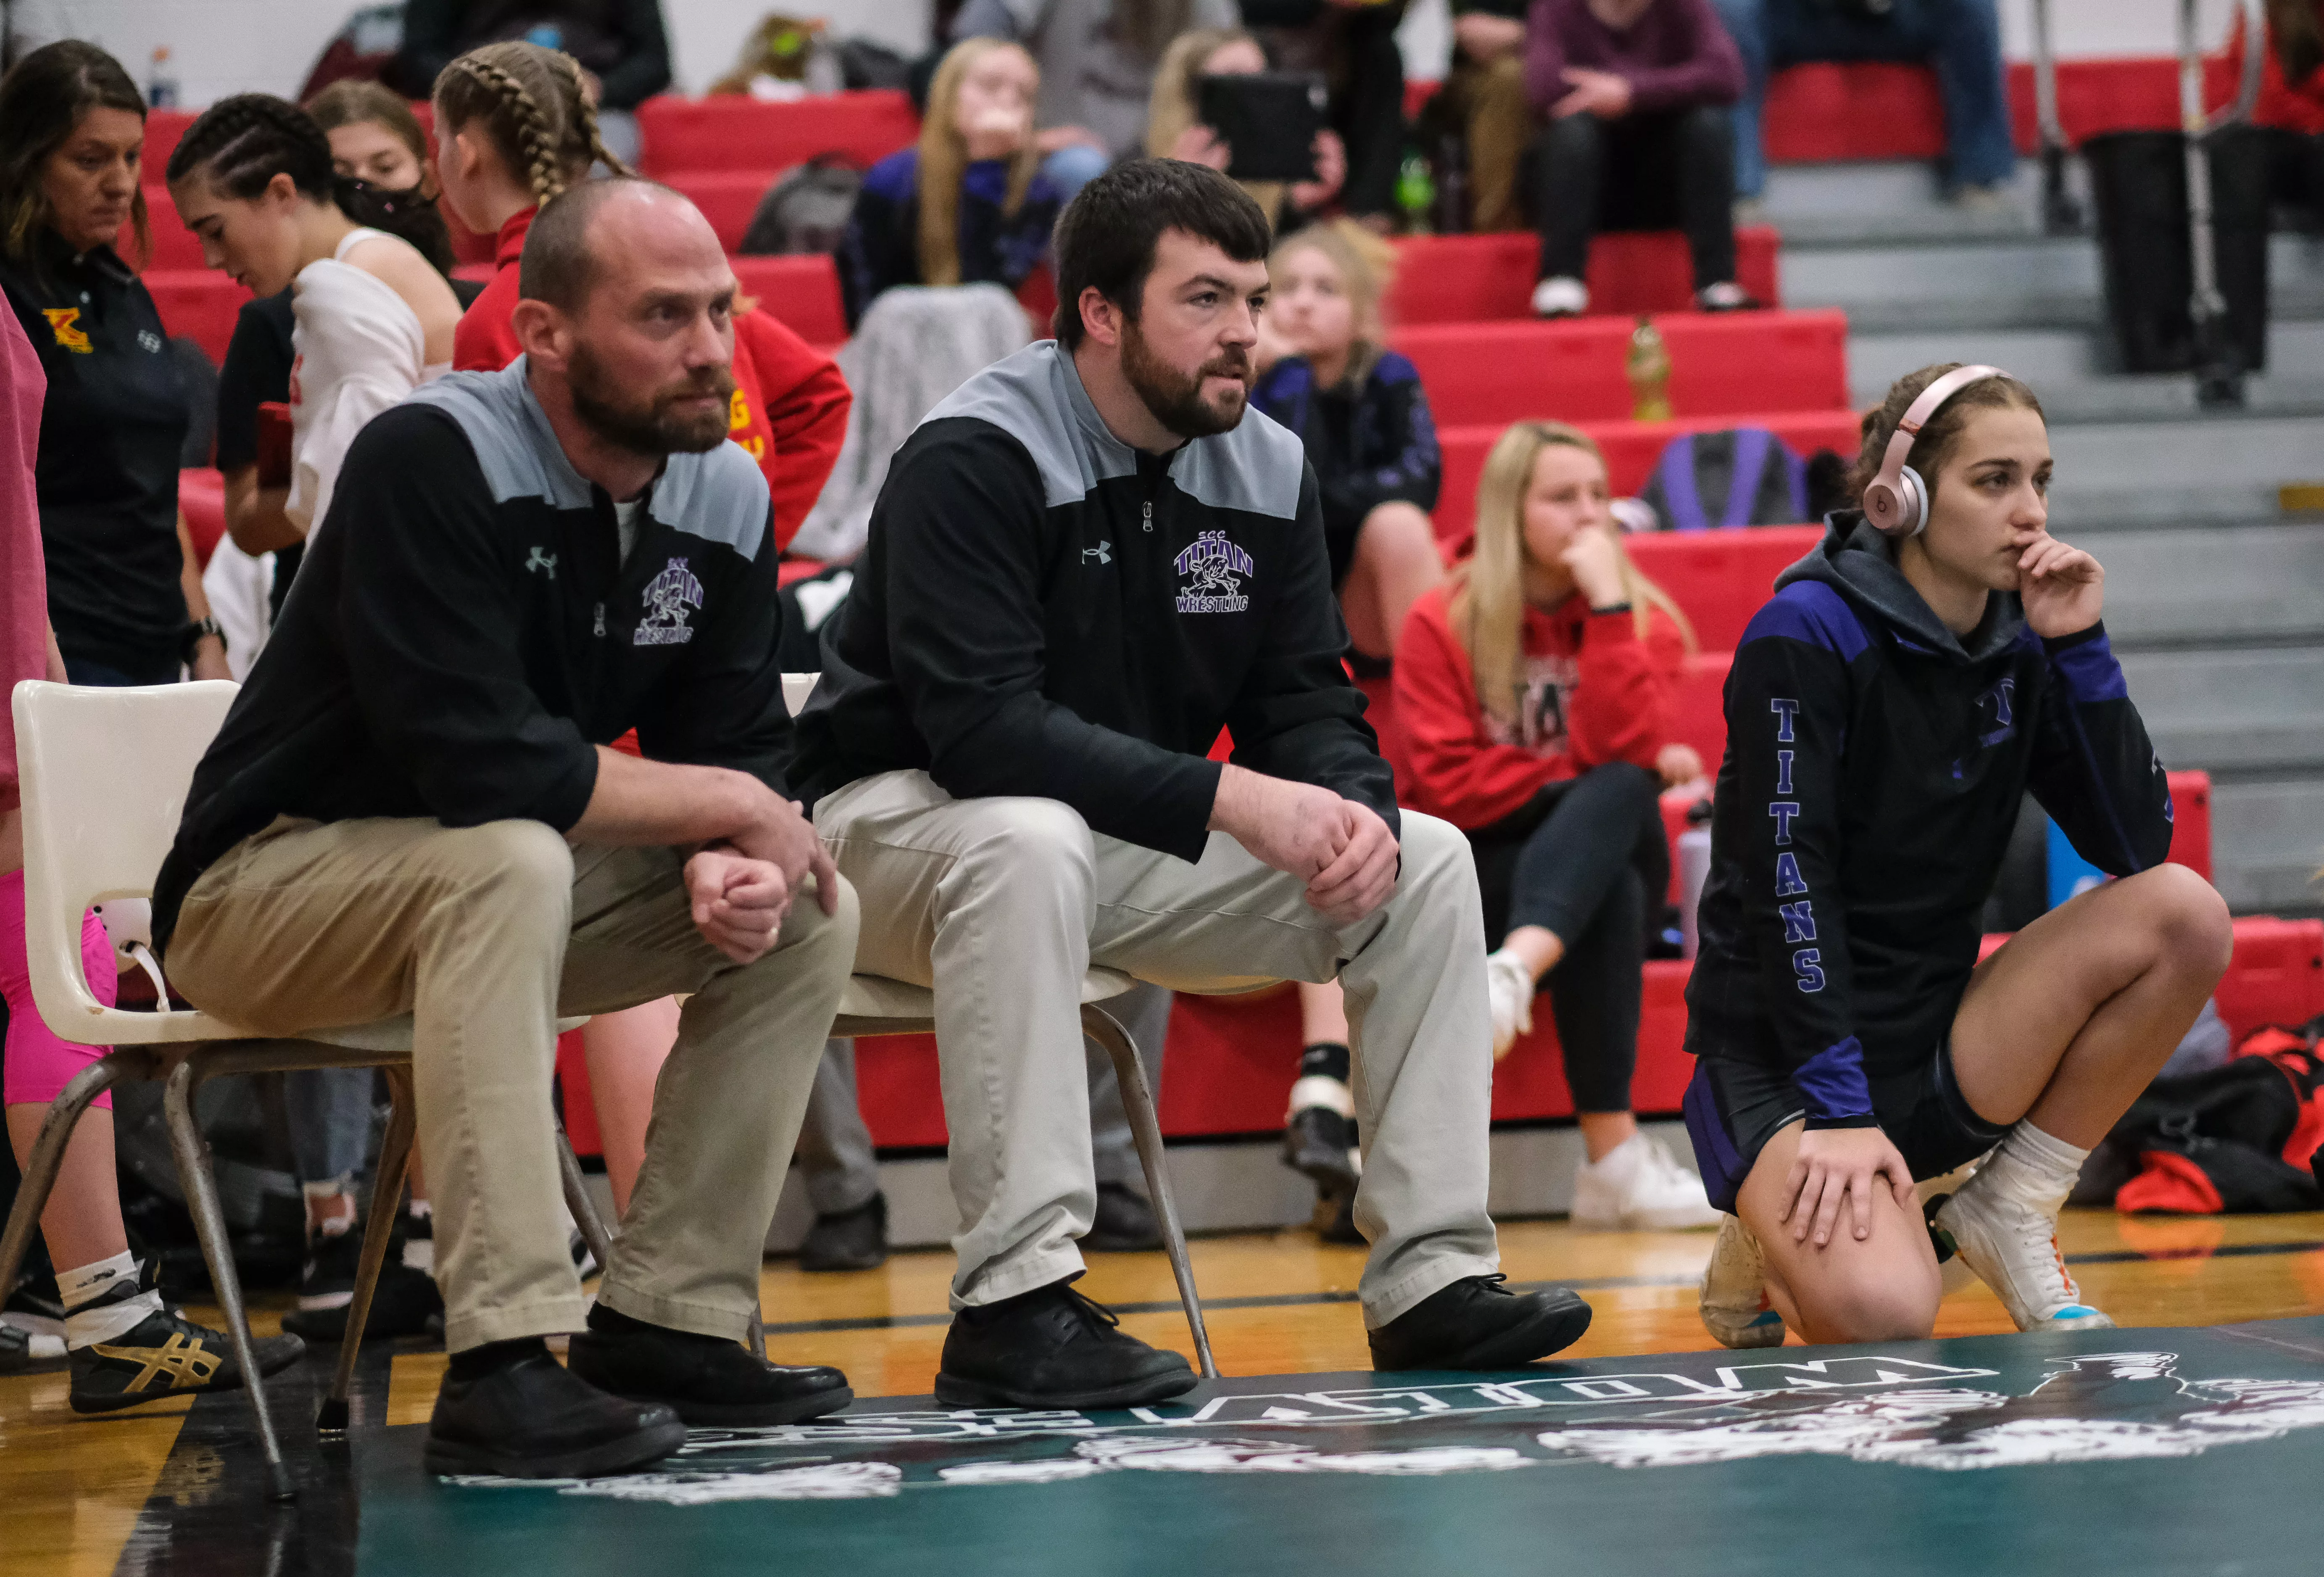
[{"xmin": 151, "ymin": 179, "xmax": 860, "ymax": 1481}]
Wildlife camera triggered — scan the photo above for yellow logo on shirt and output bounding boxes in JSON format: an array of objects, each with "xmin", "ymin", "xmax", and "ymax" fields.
[
  {"xmin": 42, "ymin": 308, "xmax": 92, "ymax": 353},
  {"xmin": 728, "ymin": 386, "xmax": 765, "ymax": 459}
]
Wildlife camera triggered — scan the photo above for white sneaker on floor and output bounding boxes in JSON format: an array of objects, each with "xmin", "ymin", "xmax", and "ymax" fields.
[
  {"xmin": 1934, "ymin": 1171, "xmax": 2113, "ymax": 1333},
  {"xmin": 1485, "ymin": 949, "xmax": 1535, "ymax": 1061},
  {"xmin": 1698, "ymin": 1213, "xmax": 1786, "ymax": 1348},
  {"xmin": 1571, "ymin": 1134, "xmax": 1723, "ymax": 1231},
  {"xmin": 1531, "ymin": 275, "xmax": 1588, "ymax": 318}
]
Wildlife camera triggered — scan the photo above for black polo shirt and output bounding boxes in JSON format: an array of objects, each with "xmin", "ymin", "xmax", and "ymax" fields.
[{"xmin": 0, "ymin": 229, "xmax": 190, "ymax": 669}]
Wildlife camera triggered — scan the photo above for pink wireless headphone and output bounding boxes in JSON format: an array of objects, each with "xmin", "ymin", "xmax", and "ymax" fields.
[{"xmin": 1861, "ymin": 364, "xmax": 2013, "ymax": 538}]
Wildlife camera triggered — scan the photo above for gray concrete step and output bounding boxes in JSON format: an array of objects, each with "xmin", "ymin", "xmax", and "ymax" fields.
[
  {"xmin": 2040, "ymin": 412, "xmax": 2324, "ymax": 530},
  {"xmin": 1849, "ymin": 321, "xmax": 2324, "ymax": 422},
  {"xmin": 2121, "ymin": 648, "xmax": 2324, "ymax": 772},
  {"xmin": 1757, "ymin": 158, "xmax": 2052, "ymax": 247},
  {"xmin": 1782, "ymin": 233, "xmax": 2324, "ymax": 333},
  {"xmin": 2077, "ymin": 523, "xmax": 2324, "ymax": 649},
  {"xmin": 2209, "ymin": 777, "xmax": 2324, "ymax": 914}
]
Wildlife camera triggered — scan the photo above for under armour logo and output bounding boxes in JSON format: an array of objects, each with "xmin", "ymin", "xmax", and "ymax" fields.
[
  {"xmin": 91, "ymin": 1332, "xmax": 221, "ymax": 1392},
  {"xmin": 1083, "ymin": 542, "xmax": 1112, "ymax": 566},
  {"xmin": 524, "ymin": 547, "xmax": 557, "ymax": 577}
]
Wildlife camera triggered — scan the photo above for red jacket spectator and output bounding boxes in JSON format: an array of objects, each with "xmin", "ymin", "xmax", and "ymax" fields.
[
  {"xmin": 1522, "ymin": 0, "xmax": 1744, "ymax": 118},
  {"xmin": 2237, "ymin": 6, "xmax": 2324, "ymax": 135},
  {"xmin": 453, "ymin": 204, "xmax": 852, "ymax": 551},
  {"xmin": 1394, "ymin": 579, "xmax": 1685, "ymax": 831}
]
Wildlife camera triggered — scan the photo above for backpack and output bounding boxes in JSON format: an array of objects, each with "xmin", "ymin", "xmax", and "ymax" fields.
[
  {"xmin": 2100, "ymin": 1020, "xmax": 2324, "ymax": 1213},
  {"xmin": 740, "ymin": 158, "xmax": 862, "ymax": 256},
  {"xmin": 1640, "ymin": 427, "xmax": 1809, "ymax": 531}
]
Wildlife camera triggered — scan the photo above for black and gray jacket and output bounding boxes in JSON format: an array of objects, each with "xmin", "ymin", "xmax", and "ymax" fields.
[
  {"xmin": 152, "ymin": 358, "xmax": 787, "ymax": 952},
  {"xmin": 791, "ymin": 340, "xmax": 1396, "ymax": 862},
  {"xmin": 1684, "ymin": 513, "xmax": 2174, "ymax": 1126}
]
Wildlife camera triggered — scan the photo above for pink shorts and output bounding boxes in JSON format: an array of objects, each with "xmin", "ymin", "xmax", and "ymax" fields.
[{"xmin": 0, "ymin": 868, "xmax": 115, "ymax": 1108}]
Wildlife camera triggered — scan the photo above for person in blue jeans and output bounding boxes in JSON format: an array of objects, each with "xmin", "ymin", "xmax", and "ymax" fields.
[{"xmin": 1710, "ymin": 0, "xmax": 2016, "ymax": 206}]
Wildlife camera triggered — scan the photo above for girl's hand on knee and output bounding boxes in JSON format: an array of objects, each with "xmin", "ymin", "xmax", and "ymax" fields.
[{"xmin": 1781, "ymin": 1126, "xmax": 1916, "ymax": 1248}]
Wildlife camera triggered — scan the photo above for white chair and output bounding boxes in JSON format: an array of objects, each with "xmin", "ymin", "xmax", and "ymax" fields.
[
  {"xmin": 783, "ymin": 674, "xmax": 1217, "ymax": 1379},
  {"xmin": 0, "ymin": 681, "xmax": 611, "ymax": 1501}
]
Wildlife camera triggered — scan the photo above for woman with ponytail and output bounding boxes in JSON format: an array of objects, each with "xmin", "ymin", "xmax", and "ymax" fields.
[
  {"xmin": 837, "ymin": 37, "xmax": 1064, "ymax": 329},
  {"xmin": 165, "ymin": 92, "xmax": 462, "ymax": 540},
  {"xmin": 1393, "ymin": 421, "xmax": 1719, "ymax": 1230},
  {"xmin": 166, "ymin": 93, "xmax": 464, "ymax": 1334},
  {"xmin": 433, "ymin": 40, "xmax": 850, "ymax": 1223}
]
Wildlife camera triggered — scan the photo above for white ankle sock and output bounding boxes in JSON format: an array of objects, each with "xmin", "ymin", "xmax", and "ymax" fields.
[
  {"xmin": 1984, "ymin": 1121, "xmax": 2090, "ymax": 1206},
  {"xmin": 59, "ymin": 1251, "xmax": 162, "ymax": 1349}
]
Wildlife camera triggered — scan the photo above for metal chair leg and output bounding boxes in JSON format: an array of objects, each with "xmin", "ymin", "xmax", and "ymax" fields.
[
  {"xmin": 165, "ymin": 1056, "xmax": 295, "ymax": 1503},
  {"xmin": 1083, "ymin": 1002, "xmax": 1217, "ymax": 1380},
  {"xmin": 0, "ymin": 1048, "xmax": 153, "ymax": 1311},
  {"xmin": 318, "ymin": 1065, "xmax": 417, "ymax": 1433},
  {"xmin": 555, "ymin": 1120, "xmax": 615, "ymax": 1279}
]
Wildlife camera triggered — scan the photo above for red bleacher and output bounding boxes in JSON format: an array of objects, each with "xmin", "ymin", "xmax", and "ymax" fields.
[
  {"xmin": 1394, "ymin": 309, "xmax": 1850, "ymax": 430},
  {"xmin": 1387, "ymin": 227, "xmax": 1781, "ymax": 323},
  {"xmin": 636, "ymin": 90, "xmax": 920, "ymax": 175},
  {"xmin": 1433, "ymin": 413, "xmax": 1860, "ymax": 544}
]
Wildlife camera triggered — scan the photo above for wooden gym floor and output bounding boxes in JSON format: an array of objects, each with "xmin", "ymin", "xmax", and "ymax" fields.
[{"xmin": 5, "ymin": 1208, "xmax": 2323, "ymax": 1577}]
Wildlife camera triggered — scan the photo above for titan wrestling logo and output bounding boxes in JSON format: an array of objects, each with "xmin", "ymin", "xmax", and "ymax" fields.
[
  {"xmin": 443, "ymin": 1350, "xmax": 2324, "ymax": 1503},
  {"xmin": 1174, "ymin": 531, "xmax": 1253, "ymax": 614},
  {"xmin": 636, "ymin": 557, "xmax": 704, "ymax": 646}
]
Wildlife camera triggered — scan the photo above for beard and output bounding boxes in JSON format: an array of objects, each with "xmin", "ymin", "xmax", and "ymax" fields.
[
  {"xmin": 1120, "ymin": 318, "xmax": 1253, "ymax": 440},
  {"xmin": 568, "ymin": 342, "xmax": 737, "ymax": 457}
]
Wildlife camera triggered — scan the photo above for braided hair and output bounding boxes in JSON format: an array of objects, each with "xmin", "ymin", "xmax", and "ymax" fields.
[
  {"xmin": 432, "ymin": 41, "xmax": 632, "ymax": 210},
  {"xmin": 164, "ymin": 92, "xmax": 446, "ymax": 260}
]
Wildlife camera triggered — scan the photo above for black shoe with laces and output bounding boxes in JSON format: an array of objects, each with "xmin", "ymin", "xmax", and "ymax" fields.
[
  {"xmin": 425, "ymin": 1350, "xmax": 685, "ymax": 1479},
  {"xmin": 567, "ymin": 1305, "xmax": 852, "ymax": 1427},
  {"xmin": 1083, "ymin": 1182, "xmax": 1161, "ymax": 1253},
  {"xmin": 1366, "ymin": 1274, "xmax": 1592, "ymax": 1372},
  {"xmin": 935, "ymin": 1278, "xmax": 1197, "ymax": 1409},
  {"xmin": 799, "ymin": 1193, "xmax": 888, "ymax": 1273},
  {"xmin": 1281, "ymin": 1106, "xmax": 1360, "ymax": 1196},
  {"xmin": 1317, "ymin": 1187, "xmax": 1364, "ymax": 1246},
  {"xmin": 68, "ymin": 1269, "xmax": 306, "ymax": 1415}
]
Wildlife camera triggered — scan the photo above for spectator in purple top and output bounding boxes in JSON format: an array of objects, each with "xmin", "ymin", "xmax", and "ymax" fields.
[{"xmin": 1520, "ymin": 0, "xmax": 1749, "ymax": 319}]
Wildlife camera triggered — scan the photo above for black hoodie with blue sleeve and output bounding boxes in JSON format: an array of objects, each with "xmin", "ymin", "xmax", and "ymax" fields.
[{"xmin": 1683, "ymin": 514, "xmax": 2174, "ymax": 1126}]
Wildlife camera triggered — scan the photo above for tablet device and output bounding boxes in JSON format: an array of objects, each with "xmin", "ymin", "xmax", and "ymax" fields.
[{"xmin": 1195, "ymin": 72, "xmax": 1326, "ymax": 185}]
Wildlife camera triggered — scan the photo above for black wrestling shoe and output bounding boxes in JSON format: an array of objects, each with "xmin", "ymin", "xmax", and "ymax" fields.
[
  {"xmin": 424, "ymin": 1350, "xmax": 685, "ymax": 1479},
  {"xmin": 1281, "ymin": 1105, "xmax": 1360, "ymax": 1197},
  {"xmin": 934, "ymin": 1279, "xmax": 1196, "ymax": 1410},
  {"xmin": 799, "ymin": 1194, "xmax": 888, "ymax": 1273},
  {"xmin": 68, "ymin": 1293, "xmax": 306, "ymax": 1414},
  {"xmin": 567, "ymin": 1306, "xmax": 852, "ymax": 1427},
  {"xmin": 1367, "ymin": 1275, "xmax": 1592, "ymax": 1371},
  {"xmin": 282, "ymin": 1261, "xmax": 444, "ymax": 1343},
  {"xmin": 1083, "ymin": 1183, "xmax": 1162, "ymax": 1253}
]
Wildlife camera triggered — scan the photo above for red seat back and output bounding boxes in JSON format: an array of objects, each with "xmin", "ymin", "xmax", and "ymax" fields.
[{"xmin": 636, "ymin": 90, "xmax": 918, "ymax": 175}]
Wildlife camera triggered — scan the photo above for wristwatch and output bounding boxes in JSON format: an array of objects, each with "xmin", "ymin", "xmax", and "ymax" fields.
[{"xmin": 182, "ymin": 614, "xmax": 227, "ymax": 664}]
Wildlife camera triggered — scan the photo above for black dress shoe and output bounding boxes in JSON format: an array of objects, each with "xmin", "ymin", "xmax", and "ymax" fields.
[
  {"xmin": 283, "ymin": 1261, "xmax": 444, "ymax": 1343},
  {"xmin": 1083, "ymin": 1182, "xmax": 1162, "ymax": 1253},
  {"xmin": 935, "ymin": 1279, "xmax": 1196, "ymax": 1410},
  {"xmin": 1367, "ymin": 1275, "xmax": 1592, "ymax": 1371},
  {"xmin": 567, "ymin": 1307, "xmax": 851, "ymax": 1427},
  {"xmin": 1281, "ymin": 1104, "xmax": 1360, "ymax": 1196},
  {"xmin": 426, "ymin": 1351, "xmax": 684, "ymax": 1479},
  {"xmin": 799, "ymin": 1194, "xmax": 888, "ymax": 1273},
  {"xmin": 1317, "ymin": 1188, "xmax": 1364, "ymax": 1246}
]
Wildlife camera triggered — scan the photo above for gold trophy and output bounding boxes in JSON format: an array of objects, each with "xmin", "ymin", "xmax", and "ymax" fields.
[{"xmin": 1627, "ymin": 316, "xmax": 1672, "ymax": 423}]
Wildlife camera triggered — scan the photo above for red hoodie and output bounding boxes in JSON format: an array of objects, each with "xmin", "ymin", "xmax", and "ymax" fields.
[
  {"xmin": 453, "ymin": 206, "xmax": 852, "ymax": 552},
  {"xmin": 1395, "ymin": 580, "xmax": 1684, "ymax": 831}
]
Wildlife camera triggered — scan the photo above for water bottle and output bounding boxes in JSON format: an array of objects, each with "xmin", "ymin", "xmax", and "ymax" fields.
[
  {"xmin": 1395, "ymin": 152, "xmax": 1434, "ymax": 236},
  {"xmin": 146, "ymin": 46, "xmax": 179, "ymax": 109},
  {"xmin": 1677, "ymin": 808, "xmax": 1713, "ymax": 959}
]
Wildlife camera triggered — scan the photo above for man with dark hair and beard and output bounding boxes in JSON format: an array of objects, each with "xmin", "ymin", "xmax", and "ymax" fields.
[
  {"xmin": 793, "ymin": 159, "xmax": 1593, "ymax": 1410},
  {"xmin": 148, "ymin": 179, "xmax": 864, "ymax": 1482}
]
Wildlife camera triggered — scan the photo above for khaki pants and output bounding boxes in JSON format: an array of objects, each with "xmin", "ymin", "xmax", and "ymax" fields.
[
  {"xmin": 169, "ymin": 816, "xmax": 859, "ymax": 1352},
  {"xmin": 1444, "ymin": 52, "xmax": 1532, "ymax": 233},
  {"xmin": 816, "ymin": 770, "xmax": 1501, "ymax": 1326}
]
